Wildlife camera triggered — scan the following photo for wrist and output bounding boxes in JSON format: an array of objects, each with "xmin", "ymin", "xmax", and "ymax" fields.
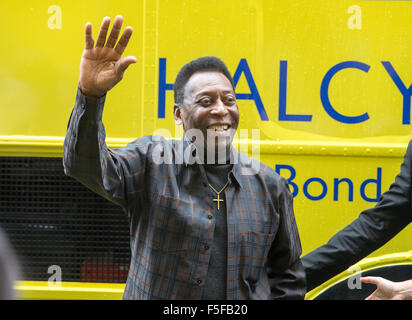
[
  {"xmin": 396, "ymin": 280, "xmax": 412, "ymax": 300},
  {"xmin": 75, "ymin": 86, "xmax": 106, "ymax": 122},
  {"xmin": 78, "ymin": 82, "xmax": 106, "ymax": 99}
]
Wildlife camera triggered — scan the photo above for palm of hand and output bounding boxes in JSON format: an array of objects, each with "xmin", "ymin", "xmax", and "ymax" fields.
[
  {"xmin": 80, "ymin": 48, "xmax": 122, "ymax": 95},
  {"xmin": 78, "ymin": 16, "xmax": 136, "ymax": 98},
  {"xmin": 362, "ymin": 277, "xmax": 399, "ymax": 300},
  {"xmin": 369, "ymin": 282, "xmax": 396, "ymax": 300}
]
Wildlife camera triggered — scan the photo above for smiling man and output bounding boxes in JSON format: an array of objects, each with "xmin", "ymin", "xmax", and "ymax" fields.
[
  {"xmin": 173, "ymin": 62, "xmax": 239, "ymax": 166},
  {"xmin": 63, "ymin": 15, "xmax": 306, "ymax": 300}
]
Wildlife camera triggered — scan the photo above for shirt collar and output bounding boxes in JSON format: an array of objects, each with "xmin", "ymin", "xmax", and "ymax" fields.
[{"xmin": 181, "ymin": 136, "xmax": 244, "ymax": 189}]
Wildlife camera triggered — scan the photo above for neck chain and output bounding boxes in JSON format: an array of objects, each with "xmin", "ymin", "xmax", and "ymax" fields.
[{"xmin": 208, "ymin": 181, "xmax": 229, "ymax": 211}]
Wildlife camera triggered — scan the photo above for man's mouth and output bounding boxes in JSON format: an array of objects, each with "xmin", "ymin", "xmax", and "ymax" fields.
[{"xmin": 207, "ymin": 124, "xmax": 230, "ymax": 131}]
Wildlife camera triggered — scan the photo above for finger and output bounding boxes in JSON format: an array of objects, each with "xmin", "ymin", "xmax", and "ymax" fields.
[
  {"xmin": 115, "ymin": 56, "xmax": 137, "ymax": 75},
  {"xmin": 84, "ymin": 22, "xmax": 94, "ymax": 49},
  {"xmin": 115, "ymin": 26, "xmax": 133, "ymax": 56},
  {"xmin": 106, "ymin": 15, "xmax": 123, "ymax": 48},
  {"xmin": 360, "ymin": 277, "xmax": 380, "ymax": 285},
  {"xmin": 95, "ymin": 16, "xmax": 111, "ymax": 47}
]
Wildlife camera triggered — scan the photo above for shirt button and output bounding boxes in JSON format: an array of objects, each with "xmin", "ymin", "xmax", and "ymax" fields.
[{"xmin": 207, "ymin": 214, "xmax": 213, "ymax": 220}]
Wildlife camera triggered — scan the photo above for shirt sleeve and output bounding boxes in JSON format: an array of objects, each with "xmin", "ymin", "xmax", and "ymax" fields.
[
  {"xmin": 266, "ymin": 176, "xmax": 307, "ymax": 300},
  {"xmin": 63, "ymin": 87, "xmax": 150, "ymax": 214},
  {"xmin": 301, "ymin": 141, "xmax": 412, "ymax": 292}
]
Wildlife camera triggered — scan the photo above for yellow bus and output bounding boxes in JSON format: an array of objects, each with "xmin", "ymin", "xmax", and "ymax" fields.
[{"xmin": 1, "ymin": 0, "xmax": 412, "ymax": 299}]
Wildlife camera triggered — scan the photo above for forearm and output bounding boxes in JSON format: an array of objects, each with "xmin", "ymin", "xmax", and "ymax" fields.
[
  {"xmin": 302, "ymin": 214, "xmax": 386, "ymax": 290},
  {"xmin": 302, "ymin": 203, "xmax": 411, "ymax": 291},
  {"xmin": 64, "ymin": 87, "xmax": 105, "ymax": 159},
  {"xmin": 63, "ymin": 87, "xmax": 127, "ymax": 208},
  {"xmin": 303, "ymin": 141, "xmax": 412, "ymax": 291}
]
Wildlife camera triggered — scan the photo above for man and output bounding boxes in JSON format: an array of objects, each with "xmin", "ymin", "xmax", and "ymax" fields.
[
  {"xmin": 63, "ymin": 15, "xmax": 306, "ymax": 300},
  {"xmin": 302, "ymin": 140, "xmax": 412, "ymax": 292}
]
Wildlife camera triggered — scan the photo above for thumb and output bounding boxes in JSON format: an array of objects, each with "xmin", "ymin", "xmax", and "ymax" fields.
[{"xmin": 115, "ymin": 56, "xmax": 137, "ymax": 75}]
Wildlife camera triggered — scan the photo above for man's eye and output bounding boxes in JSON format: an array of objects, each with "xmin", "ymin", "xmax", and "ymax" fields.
[
  {"xmin": 200, "ymin": 98, "xmax": 212, "ymax": 105},
  {"xmin": 225, "ymin": 96, "xmax": 236, "ymax": 104}
]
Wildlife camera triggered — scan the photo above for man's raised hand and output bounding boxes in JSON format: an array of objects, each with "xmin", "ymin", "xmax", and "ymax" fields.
[{"xmin": 78, "ymin": 15, "xmax": 137, "ymax": 98}]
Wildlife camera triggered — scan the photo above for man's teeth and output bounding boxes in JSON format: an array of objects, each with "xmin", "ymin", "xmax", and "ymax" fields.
[{"xmin": 209, "ymin": 125, "xmax": 229, "ymax": 130}]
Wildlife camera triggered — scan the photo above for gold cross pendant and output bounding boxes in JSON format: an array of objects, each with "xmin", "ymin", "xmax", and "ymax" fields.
[
  {"xmin": 213, "ymin": 194, "xmax": 224, "ymax": 211},
  {"xmin": 208, "ymin": 180, "xmax": 229, "ymax": 211}
]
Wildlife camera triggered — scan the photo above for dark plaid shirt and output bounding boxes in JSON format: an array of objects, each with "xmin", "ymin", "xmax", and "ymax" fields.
[{"xmin": 63, "ymin": 88, "xmax": 306, "ymax": 300}]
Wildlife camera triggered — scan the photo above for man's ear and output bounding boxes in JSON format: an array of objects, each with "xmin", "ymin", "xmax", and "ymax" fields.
[{"xmin": 174, "ymin": 104, "xmax": 183, "ymax": 125}]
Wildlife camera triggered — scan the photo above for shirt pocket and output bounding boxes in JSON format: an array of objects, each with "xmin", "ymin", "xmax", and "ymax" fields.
[
  {"xmin": 245, "ymin": 231, "xmax": 276, "ymax": 264},
  {"xmin": 147, "ymin": 192, "xmax": 193, "ymax": 252},
  {"xmin": 240, "ymin": 231, "xmax": 276, "ymax": 282}
]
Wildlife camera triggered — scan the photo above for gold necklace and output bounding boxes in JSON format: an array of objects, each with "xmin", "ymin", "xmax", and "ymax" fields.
[{"xmin": 208, "ymin": 181, "xmax": 229, "ymax": 211}]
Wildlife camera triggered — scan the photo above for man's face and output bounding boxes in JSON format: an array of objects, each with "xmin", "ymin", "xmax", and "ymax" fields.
[{"xmin": 174, "ymin": 70, "xmax": 239, "ymax": 154}]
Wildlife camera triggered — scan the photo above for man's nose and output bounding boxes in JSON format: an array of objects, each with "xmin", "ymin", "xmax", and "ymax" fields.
[{"xmin": 210, "ymin": 99, "xmax": 228, "ymax": 116}]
